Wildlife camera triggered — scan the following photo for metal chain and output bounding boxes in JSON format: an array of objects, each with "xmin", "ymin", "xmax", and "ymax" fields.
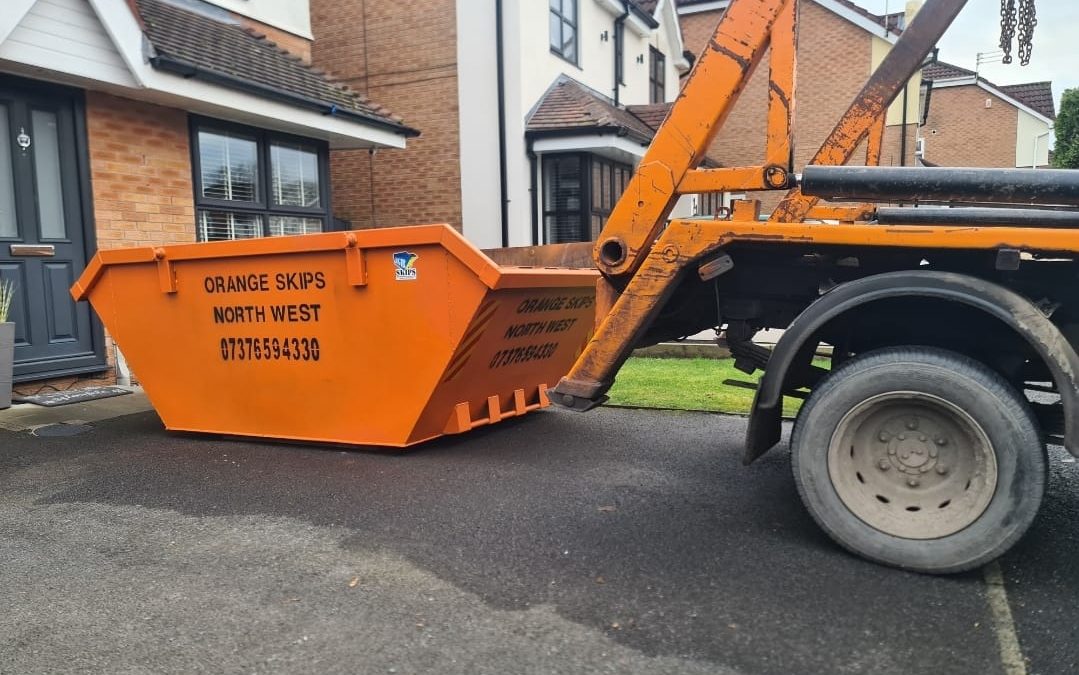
[
  {"xmin": 1000, "ymin": 0, "xmax": 1036, "ymax": 66},
  {"xmin": 999, "ymin": 0, "xmax": 1017, "ymax": 64},
  {"xmin": 1017, "ymin": 0, "xmax": 1037, "ymax": 66}
]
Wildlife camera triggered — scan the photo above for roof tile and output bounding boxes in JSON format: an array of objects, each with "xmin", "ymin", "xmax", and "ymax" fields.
[
  {"xmin": 134, "ymin": 0, "xmax": 415, "ymax": 135},
  {"xmin": 923, "ymin": 60, "xmax": 976, "ymax": 80},
  {"xmin": 999, "ymin": 82, "xmax": 1056, "ymax": 119},
  {"xmin": 528, "ymin": 77, "xmax": 721, "ymax": 166},
  {"xmin": 526, "ymin": 76, "xmax": 656, "ymax": 142},
  {"xmin": 924, "ymin": 60, "xmax": 1056, "ymax": 120}
]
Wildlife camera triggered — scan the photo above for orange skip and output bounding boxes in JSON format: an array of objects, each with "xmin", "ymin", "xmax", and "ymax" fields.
[{"xmin": 72, "ymin": 224, "xmax": 598, "ymax": 447}]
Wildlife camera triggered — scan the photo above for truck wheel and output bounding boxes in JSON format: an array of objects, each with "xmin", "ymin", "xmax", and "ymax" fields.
[{"xmin": 791, "ymin": 346, "xmax": 1046, "ymax": 573}]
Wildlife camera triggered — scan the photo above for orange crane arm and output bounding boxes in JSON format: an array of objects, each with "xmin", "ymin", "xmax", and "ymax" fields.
[{"xmin": 553, "ymin": 0, "xmax": 970, "ymax": 409}]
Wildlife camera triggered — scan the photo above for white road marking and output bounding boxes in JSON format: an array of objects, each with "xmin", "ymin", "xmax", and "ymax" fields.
[{"xmin": 984, "ymin": 561, "xmax": 1027, "ymax": 675}]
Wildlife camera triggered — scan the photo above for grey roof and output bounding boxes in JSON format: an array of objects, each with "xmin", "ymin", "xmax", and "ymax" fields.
[{"xmin": 135, "ymin": 0, "xmax": 417, "ymax": 136}]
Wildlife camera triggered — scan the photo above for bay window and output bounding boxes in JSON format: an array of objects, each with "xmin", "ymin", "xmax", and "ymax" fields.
[{"xmin": 543, "ymin": 153, "xmax": 633, "ymax": 243}]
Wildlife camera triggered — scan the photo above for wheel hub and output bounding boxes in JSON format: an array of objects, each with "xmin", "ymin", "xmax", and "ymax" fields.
[
  {"xmin": 827, "ymin": 392, "xmax": 998, "ymax": 540},
  {"xmin": 884, "ymin": 422, "xmax": 942, "ymax": 475}
]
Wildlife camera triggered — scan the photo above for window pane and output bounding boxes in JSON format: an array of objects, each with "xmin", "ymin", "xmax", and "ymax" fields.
[
  {"xmin": 562, "ymin": 21, "xmax": 576, "ymax": 61},
  {"xmin": 549, "ymin": 12, "xmax": 560, "ymax": 51},
  {"xmin": 32, "ymin": 110, "xmax": 67, "ymax": 239},
  {"xmin": 0, "ymin": 106, "xmax": 15, "ymax": 238},
  {"xmin": 198, "ymin": 210, "xmax": 263, "ymax": 241},
  {"xmin": 199, "ymin": 130, "xmax": 258, "ymax": 203},
  {"xmin": 601, "ymin": 162, "xmax": 611, "ymax": 210},
  {"xmin": 543, "ymin": 155, "xmax": 583, "ymax": 243},
  {"xmin": 591, "ymin": 162, "xmax": 602, "ymax": 211},
  {"xmin": 270, "ymin": 142, "xmax": 321, "ymax": 208},
  {"xmin": 563, "ymin": 0, "xmax": 576, "ymax": 21},
  {"xmin": 269, "ymin": 215, "xmax": 323, "ymax": 237},
  {"xmin": 590, "ymin": 215, "xmax": 603, "ymax": 240},
  {"xmin": 553, "ymin": 157, "xmax": 581, "ymax": 211},
  {"xmin": 545, "ymin": 214, "xmax": 583, "ymax": 245}
]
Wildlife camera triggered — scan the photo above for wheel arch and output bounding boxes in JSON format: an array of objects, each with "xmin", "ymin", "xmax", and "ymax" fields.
[{"xmin": 745, "ymin": 270, "xmax": 1079, "ymax": 463}]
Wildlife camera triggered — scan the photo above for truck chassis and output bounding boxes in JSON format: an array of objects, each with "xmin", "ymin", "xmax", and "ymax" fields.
[{"xmin": 532, "ymin": 0, "xmax": 1079, "ymax": 572}]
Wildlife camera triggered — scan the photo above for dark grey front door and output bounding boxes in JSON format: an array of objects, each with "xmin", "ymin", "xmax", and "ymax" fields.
[{"xmin": 0, "ymin": 77, "xmax": 104, "ymax": 381}]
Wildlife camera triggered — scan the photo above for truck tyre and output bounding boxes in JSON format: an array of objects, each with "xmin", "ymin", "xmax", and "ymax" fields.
[{"xmin": 790, "ymin": 346, "xmax": 1046, "ymax": 573}]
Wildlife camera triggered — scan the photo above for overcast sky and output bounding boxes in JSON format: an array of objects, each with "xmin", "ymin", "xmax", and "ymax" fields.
[{"xmin": 858, "ymin": 0, "xmax": 1077, "ymax": 108}]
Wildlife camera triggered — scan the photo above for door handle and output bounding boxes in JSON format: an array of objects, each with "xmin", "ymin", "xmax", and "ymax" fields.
[{"xmin": 9, "ymin": 244, "xmax": 55, "ymax": 257}]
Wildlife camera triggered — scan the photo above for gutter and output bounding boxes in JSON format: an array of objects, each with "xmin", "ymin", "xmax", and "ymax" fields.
[
  {"xmin": 527, "ymin": 140, "xmax": 539, "ymax": 245},
  {"xmin": 149, "ymin": 54, "xmax": 421, "ymax": 138},
  {"xmin": 613, "ymin": 1, "xmax": 629, "ymax": 106},
  {"xmin": 495, "ymin": 0, "xmax": 510, "ymax": 247},
  {"xmin": 624, "ymin": 1, "xmax": 659, "ymax": 29},
  {"xmin": 525, "ymin": 126, "xmax": 652, "ymax": 146}
]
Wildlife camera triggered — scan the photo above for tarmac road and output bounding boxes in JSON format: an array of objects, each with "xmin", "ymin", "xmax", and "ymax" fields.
[{"xmin": 0, "ymin": 406, "xmax": 1075, "ymax": 674}]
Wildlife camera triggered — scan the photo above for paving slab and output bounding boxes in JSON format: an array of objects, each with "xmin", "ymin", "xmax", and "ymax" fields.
[{"xmin": 0, "ymin": 387, "xmax": 151, "ymax": 431}]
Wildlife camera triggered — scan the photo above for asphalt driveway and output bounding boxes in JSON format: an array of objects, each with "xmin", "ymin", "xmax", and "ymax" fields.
[{"xmin": 0, "ymin": 407, "xmax": 1075, "ymax": 674}]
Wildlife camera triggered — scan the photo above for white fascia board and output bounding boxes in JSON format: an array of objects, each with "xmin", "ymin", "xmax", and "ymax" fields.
[
  {"xmin": 532, "ymin": 134, "xmax": 648, "ymax": 159},
  {"xmin": 87, "ymin": 0, "xmax": 149, "ymax": 86},
  {"xmin": 677, "ymin": 1, "xmax": 729, "ymax": 15},
  {"xmin": 84, "ymin": 0, "xmax": 406, "ymax": 149},
  {"xmin": 927, "ymin": 76, "xmax": 977, "ymax": 86},
  {"xmin": 815, "ymin": 0, "xmax": 897, "ymax": 44},
  {"xmin": 656, "ymin": 0, "xmax": 690, "ymax": 71},
  {"xmin": 594, "ymin": 0, "xmax": 625, "ymax": 17},
  {"xmin": 626, "ymin": 13, "xmax": 653, "ymax": 37},
  {"xmin": 931, "ymin": 78, "xmax": 1054, "ymax": 125},
  {"xmin": 0, "ymin": 0, "xmax": 37, "ymax": 46},
  {"xmin": 676, "ymin": 0, "xmax": 898, "ymax": 44},
  {"xmin": 133, "ymin": 79, "xmax": 408, "ymax": 149}
]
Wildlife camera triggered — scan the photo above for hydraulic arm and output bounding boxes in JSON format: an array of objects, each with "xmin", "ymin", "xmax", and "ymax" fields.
[{"xmin": 551, "ymin": 0, "xmax": 970, "ymax": 410}]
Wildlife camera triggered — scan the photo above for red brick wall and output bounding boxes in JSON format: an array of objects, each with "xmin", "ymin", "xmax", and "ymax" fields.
[
  {"xmin": 86, "ymin": 91, "xmax": 195, "ymax": 248},
  {"xmin": 237, "ymin": 16, "xmax": 313, "ymax": 63},
  {"xmin": 922, "ymin": 85, "xmax": 1018, "ymax": 167},
  {"xmin": 310, "ymin": 0, "xmax": 462, "ymax": 231},
  {"xmin": 680, "ymin": 3, "xmax": 910, "ymax": 212}
]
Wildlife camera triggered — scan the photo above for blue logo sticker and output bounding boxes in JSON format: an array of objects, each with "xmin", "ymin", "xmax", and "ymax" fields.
[{"xmin": 393, "ymin": 251, "xmax": 419, "ymax": 281}]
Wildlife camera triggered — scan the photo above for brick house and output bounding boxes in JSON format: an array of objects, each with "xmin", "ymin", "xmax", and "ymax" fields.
[
  {"xmin": 921, "ymin": 61, "xmax": 1055, "ymax": 168},
  {"xmin": 0, "ymin": 0, "xmax": 413, "ymax": 391},
  {"xmin": 310, "ymin": 0, "xmax": 693, "ymax": 248},
  {"xmin": 677, "ymin": 0, "xmax": 921, "ymax": 213}
]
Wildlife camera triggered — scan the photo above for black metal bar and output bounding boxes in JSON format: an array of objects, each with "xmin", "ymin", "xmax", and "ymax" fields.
[
  {"xmin": 877, "ymin": 206, "xmax": 1079, "ymax": 228},
  {"xmin": 801, "ymin": 166, "xmax": 1079, "ymax": 207},
  {"xmin": 496, "ymin": 0, "xmax": 510, "ymax": 247}
]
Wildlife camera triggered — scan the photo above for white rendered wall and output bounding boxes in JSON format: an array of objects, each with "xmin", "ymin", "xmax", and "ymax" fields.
[
  {"xmin": 498, "ymin": 0, "xmax": 686, "ymax": 246},
  {"xmin": 1015, "ymin": 108, "xmax": 1053, "ymax": 168},
  {"xmin": 456, "ymin": 0, "xmax": 503, "ymax": 248}
]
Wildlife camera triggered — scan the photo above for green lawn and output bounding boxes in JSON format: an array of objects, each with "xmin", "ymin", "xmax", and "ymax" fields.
[{"xmin": 606, "ymin": 356, "xmax": 819, "ymax": 418}]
